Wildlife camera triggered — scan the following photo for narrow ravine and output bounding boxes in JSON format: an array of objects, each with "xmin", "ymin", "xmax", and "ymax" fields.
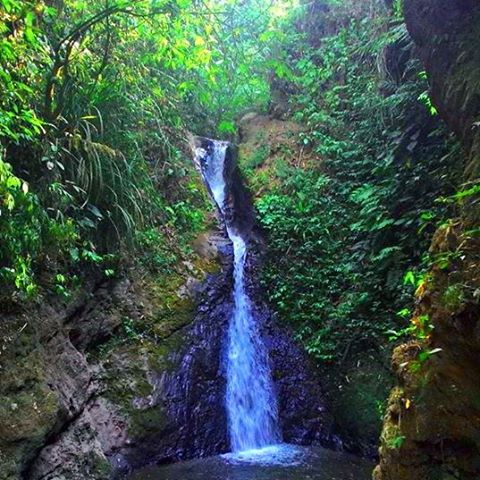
[
  {"xmin": 121, "ymin": 137, "xmax": 373, "ymax": 478},
  {"xmin": 3, "ymin": 2, "xmax": 478, "ymax": 480},
  {"xmin": 194, "ymin": 139, "xmax": 281, "ymax": 452}
]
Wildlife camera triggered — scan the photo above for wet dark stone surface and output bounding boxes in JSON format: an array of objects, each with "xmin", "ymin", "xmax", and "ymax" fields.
[
  {"xmin": 245, "ymin": 249, "xmax": 333, "ymax": 447},
  {"xmin": 115, "ymin": 241, "xmax": 333, "ymax": 474},
  {"xmin": 113, "ymin": 265, "xmax": 233, "ymax": 472}
]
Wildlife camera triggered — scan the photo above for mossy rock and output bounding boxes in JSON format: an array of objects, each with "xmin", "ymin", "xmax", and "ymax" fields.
[
  {"xmin": 151, "ymin": 294, "xmax": 196, "ymax": 340},
  {"xmin": 0, "ymin": 351, "xmax": 60, "ymax": 480},
  {"xmin": 129, "ymin": 404, "xmax": 168, "ymax": 439},
  {"xmin": 101, "ymin": 346, "xmax": 153, "ymax": 408},
  {"xmin": 99, "ymin": 340, "xmax": 175, "ymax": 442},
  {"xmin": 323, "ymin": 351, "xmax": 393, "ymax": 456},
  {"xmin": 237, "ymin": 114, "xmax": 316, "ymax": 196}
]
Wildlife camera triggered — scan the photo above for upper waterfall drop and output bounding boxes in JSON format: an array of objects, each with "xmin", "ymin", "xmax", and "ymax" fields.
[
  {"xmin": 194, "ymin": 138, "xmax": 281, "ymax": 453},
  {"xmin": 196, "ymin": 140, "xmax": 229, "ymax": 212}
]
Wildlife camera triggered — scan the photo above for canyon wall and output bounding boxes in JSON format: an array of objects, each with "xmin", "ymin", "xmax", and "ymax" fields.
[
  {"xmin": 1, "ymin": 129, "xmax": 332, "ymax": 480},
  {"xmin": 375, "ymin": 1, "xmax": 480, "ymax": 479}
]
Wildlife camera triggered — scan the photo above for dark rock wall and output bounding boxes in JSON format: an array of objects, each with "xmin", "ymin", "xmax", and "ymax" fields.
[
  {"xmin": 115, "ymin": 261, "xmax": 233, "ymax": 470},
  {"xmin": 404, "ymin": 0, "xmax": 480, "ymax": 177},
  {"xmin": 0, "ymin": 241, "xmax": 235, "ymax": 480},
  {"xmin": 244, "ymin": 249, "xmax": 333, "ymax": 447},
  {"xmin": 375, "ymin": 1, "xmax": 480, "ymax": 479}
]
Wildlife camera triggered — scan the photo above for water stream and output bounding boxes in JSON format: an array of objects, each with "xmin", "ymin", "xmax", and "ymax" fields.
[{"xmin": 195, "ymin": 139, "xmax": 280, "ymax": 452}]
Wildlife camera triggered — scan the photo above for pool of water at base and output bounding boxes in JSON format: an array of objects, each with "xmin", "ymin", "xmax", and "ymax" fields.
[{"xmin": 123, "ymin": 444, "xmax": 374, "ymax": 480}]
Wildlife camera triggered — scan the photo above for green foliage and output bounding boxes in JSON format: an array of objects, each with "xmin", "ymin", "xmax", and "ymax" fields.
[
  {"xmin": 254, "ymin": 0, "xmax": 461, "ymax": 363},
  {"xmin": 0, "ymin": 0, "xmax": 289, "ymax": 297},
  {"xmin": 393, "ymin": 0, "xmax": 404, "ymax": 18},
  {"xmin": 0, "ymin": 0, "xmax": 45, "ymax": 141},
  {"xmin": 177, "ymin": 0, "xmax": 291, "ymax": 134},
  {"xmin": 257, "ymin": 168, "xmax": 409, "ymax": 360},
  {"xmin": 387, "ymin": 434, "xmax": 406, "ymax": 449},
  {"xmin": 245, "ymin": 145, "xmax": 271, "ymax": 169},
  {"xmin": 0, "ymin": 0, "xmax": 465, "ymax": 383},
  {"xmin": 136, "ymin": 228, "xmax": 179, "ymax": 273},
  {"xmin": 0, "ymin": 154, "xmax": 77, "ymax": 296},
  {"xmin": 442, "ymin": 284, "xmax": 465, "ymax": 311},
  {"xmin": 0, "ymin": 156, "xmax": 41, "ymax": 294},
  {"xmin": 121, "ymin": 316, "xmax": 142, "ymax": 341},
  {"xmin": 409, "ymin": 347, "xmax": 442, "ymax": 373}
]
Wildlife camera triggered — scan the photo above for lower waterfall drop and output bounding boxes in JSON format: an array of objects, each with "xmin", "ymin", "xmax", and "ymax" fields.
[
  {"xmin": 194, "ymin": 139, "xmax": 281, "ymax": 453},
  {"xmin": 226, "ymin": 230, "xmax": 281, "ymax": 451}
]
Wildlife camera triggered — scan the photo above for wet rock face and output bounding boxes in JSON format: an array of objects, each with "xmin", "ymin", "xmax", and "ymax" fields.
[
  {"xmin": 404, "ymin": 0, "xmax": 480, "ymax": 176},
  {"xmin": 266, "ymin": 317, "xmax": 332, "ymax": 445},
  {"xmin": 0, "ymin": 260, "xmax": 231, "ymax": 480},
  {"xmin": 67, "ymin": 278, "xmax": 134, "ymax": 350},
  {"xmin": 0, "ymin": 279, "xmax": 141, "ymax": 480},
  {"xmin": 243, "ymin": 251, "xmax": 333, "ymax": 447},
  {"xmin": 192, "ymin": 135, "xmax": 256, "ymax": 238},
  {"xmin": 28, "ymin": 400, "xmax": 115, "ymax": 480},
  {"xmin": 114, "ymin": 266, "xmax": 233, "ymax": 471}
]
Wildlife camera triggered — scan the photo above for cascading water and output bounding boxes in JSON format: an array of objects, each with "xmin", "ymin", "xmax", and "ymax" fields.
[
  {"xmin": 194, "ymin": 139, "xmax": 281, "ymax": 453},
  {"xmin": 122, "ymin": 137, "xmax": 346, "ymax": 479},
  {"xmin": 226, "ymin": 230, "xmax": 281, "ymax": 451}
]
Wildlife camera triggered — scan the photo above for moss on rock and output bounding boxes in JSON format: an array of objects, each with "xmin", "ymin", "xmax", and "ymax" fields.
[
  {"xmin": 375, "ymin": 223, "xmax": 480, "ymax": 479},
  {"xmin": 0, "ymin": 349, "xmax": 60, "ymax": 480},
  {"xmin": 97, "ymin": 234, "xmax": 223, "ymax": 446},
  {"xmin": 321, "ymin": 352, "xmax": 392, "ymax": 458}
]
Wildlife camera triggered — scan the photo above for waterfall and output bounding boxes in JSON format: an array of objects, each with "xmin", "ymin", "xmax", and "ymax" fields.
[
  {"xmin": 226, "ymin": 230, "xmax": 281, "ymax": 451},
  {"xmin": 194, "ymin": 139, "xmax": 281, "ymax": 453}
]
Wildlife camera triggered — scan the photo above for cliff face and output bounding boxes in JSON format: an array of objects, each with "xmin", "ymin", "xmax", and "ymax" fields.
[
  {"xmin": 404, "ymin": 0, "xmax": 480, "ymax": 177},
  {"xmin": 375, "ymin": 1, "xmax": 480, "ymax": 479},
  {"xmin": 0, "ymin": 249, "xmax": 228, "ymax": 480}
]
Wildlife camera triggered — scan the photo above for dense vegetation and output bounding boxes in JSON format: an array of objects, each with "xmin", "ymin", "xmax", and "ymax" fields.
[
  {"xmin": 0, "ymin": 0, "xmax": 287, "ymax": 299},
  {"xmin": 1, "ymin": 0, "xmax": 475, "ymax": 470},
  {"xmin": 235, "ymin": 0, "xmax": 462, "ymax": 450},
  {"xmin": 1, "ymin": 0, "xmax": 463, "ymax": 427},
  {"xmin": 254, "ymin": 1, "xmax": 462, "ymax": 361}
]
